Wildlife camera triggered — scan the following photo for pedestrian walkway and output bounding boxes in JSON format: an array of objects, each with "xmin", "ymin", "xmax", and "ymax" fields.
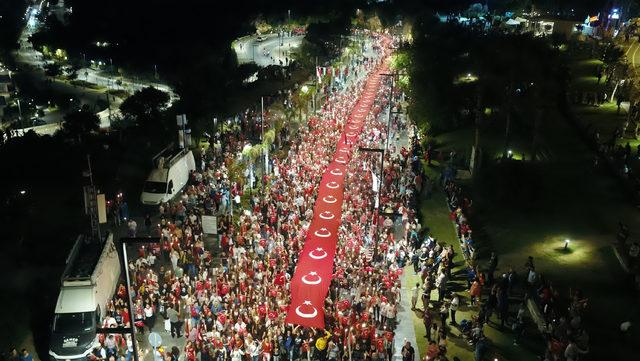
[
  {"xmin": 395, "ymin": 271, "xmax": 420, "ymax": 361},
  {"xmin": 376, "ymin": 106, "xmax": 420, "ymax": 361}
]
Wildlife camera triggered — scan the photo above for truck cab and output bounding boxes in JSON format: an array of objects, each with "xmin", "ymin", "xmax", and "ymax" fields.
[
  {"xmin": 49, "ymin": 233, "xmax": 120, "ymax": 361},
  {"xmin": 49, "ymin": 286, "xmax": 100, "ymax": 360},
  {"xmin": 140, "ymin": 148, "xmax": 196, "ymax": 205}
]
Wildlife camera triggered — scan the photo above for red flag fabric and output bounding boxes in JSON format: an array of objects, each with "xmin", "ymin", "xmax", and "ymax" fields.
[{"xmin": 285, "ymin": 62, "xmax": 386, "ymax": 329}]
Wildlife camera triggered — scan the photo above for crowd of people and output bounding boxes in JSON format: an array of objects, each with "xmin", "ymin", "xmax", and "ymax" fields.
[
  {"xmin": 431, "ymin": 162, "xmax": 596, "ymax": 361},
  {"xmin": 88, "ymin": 33, "xmax": 434, "ymax": 361}
]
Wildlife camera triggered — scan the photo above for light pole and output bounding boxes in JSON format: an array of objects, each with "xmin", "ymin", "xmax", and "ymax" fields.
[
  {"xmin": 95, "ymin": 237, "xmax": 161, "ymax": 361},
  {"xmin": 213, "ymin": 117, "xmax": 218, "ymax": 142},
  {"xmin": 359, "ymin": 147, "xmax": 384, "ymax": 258},
  {"xmin": 380, "ymin": 72, "xmax": 405, "ymax": 151},
  {"xmin": 261, "ymin": 96, "xmax": 268, "ymax": 179},
  {"xmin": 16, "ymin": 97, "xmax": 23, "ymax": 127}
]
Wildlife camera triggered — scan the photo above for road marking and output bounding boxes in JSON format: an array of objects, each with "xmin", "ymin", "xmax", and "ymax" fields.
[{"xmin": 626, "ymin": 39, "xmax": 636, "ymax": 56}]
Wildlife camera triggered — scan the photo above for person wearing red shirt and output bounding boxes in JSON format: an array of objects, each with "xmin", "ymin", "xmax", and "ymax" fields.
[
  {"xmin": 184, "ymin": 342, "xmax": 196, "ymax": 361},
  {"xmin": 261, "ymin": 339, "xmax": 272, "ymax": 361}
]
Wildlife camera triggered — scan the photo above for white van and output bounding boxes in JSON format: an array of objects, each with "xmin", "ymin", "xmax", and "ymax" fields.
[
  {"xmin": 49, "ymin": 233, "xmax": 120, "ymax": 361},
  {"xmin": 140, "ymin": 148, "xmax": 196, "ymax": 205}
]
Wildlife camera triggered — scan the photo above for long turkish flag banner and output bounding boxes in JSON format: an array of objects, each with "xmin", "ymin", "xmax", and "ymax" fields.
[{"xmin": 286, "ymin": 63, "xmax": 387, "ymax": 328}]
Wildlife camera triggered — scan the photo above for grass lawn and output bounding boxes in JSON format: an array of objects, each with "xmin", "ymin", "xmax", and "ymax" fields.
[
  {"xmin": 569, "ymin": 58, "xmax": 605, "ymax": 93},
  {"xmin": 404, "ymin": 161, "xmax": 542, "ymax": 361},
  {"xmin": 425, "ymin": 98, "xmax": 640, "ymax": 359},
  {"xmin": 567, "ymin": 53, "xmax": 630, "ymax": 143}
]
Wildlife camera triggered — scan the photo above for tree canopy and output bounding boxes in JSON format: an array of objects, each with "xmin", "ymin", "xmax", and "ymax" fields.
[
  {"xmin": 119, "ymin": 87, "xmax": 170, "ymax": 130},
  {"xmin": 60, "ymin": 110, "xmax": 100, "ymax": 143}
]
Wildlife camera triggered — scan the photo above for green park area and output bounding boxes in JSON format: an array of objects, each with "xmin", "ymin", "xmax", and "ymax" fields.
[
  {"xmin": 404, "ymin": 161, "xmax": 542, "ymax": 361},
  {"xmin": 403, "ymin": 36, "xmax": 640, "ymax": 360}
]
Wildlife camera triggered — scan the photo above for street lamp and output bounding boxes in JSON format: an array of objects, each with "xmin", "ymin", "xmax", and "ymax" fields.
[
  {"xmin": 94, "ymin": 237, "xmax": 160, "ymax": 361},
  {"xmin": 564, "ymin": 238, "xmax": 571, "ymax": 250}
]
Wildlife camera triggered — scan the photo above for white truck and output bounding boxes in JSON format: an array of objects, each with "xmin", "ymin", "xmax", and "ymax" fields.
[
  {"xmin": 140, "ymin": 148, "xmax": 196, "ymax": 205},
  {"xmin": 49, "ymin": 233, "xmax": 120, "ymax": 361}
]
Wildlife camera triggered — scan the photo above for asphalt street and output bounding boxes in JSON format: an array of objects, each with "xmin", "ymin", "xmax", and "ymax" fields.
[
  {"xmin": 11, "ymin": 2, "xmax": 176, "ymax": 131},
  {"xmin": 626, "ymin": 38, "xmax": 640, "ymax": 75},
  {"xmin": 233, "ymin": 33, "xmax": 304, "ymax": 67}
]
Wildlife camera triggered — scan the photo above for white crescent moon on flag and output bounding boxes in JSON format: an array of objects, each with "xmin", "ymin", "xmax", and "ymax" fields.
[
  {"xmin": 319, "ymin": 211, "xmax": 335, "ymax": 220},
  {"xmin": 309, "ymin": 248, "xmax": 328, "ymax": 260},
  {"xmin": 301, "ymin": 272, "xmax": 322, "ymax": 285},
  {"xmin": 322, "ymin": 196, "xmax": 337, "ymax": 204},
  {"xmin": 295, "ymin": 302, "xmax": 318, "ymax": 319},
  {"xmin": 314, "ymin": 228, "xmax": 331, "ymax": 238},
  {"xmin": 326, "ymin": 181, "xmax": 339, "ymax": 189}
]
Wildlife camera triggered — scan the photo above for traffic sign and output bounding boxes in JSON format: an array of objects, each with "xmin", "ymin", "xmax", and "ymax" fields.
[{"xmin": 148, "ymin": 332, "xmax": 162, "ymax": 348}]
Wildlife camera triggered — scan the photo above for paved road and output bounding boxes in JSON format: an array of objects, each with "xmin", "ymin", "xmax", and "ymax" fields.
[
  {"xmin": 625, "ymin": 39, "xmax": 640, "ymax": 76},
  {"xmin": 10, "ymin": 1, "xmax": 175, "ymax": 131},
  {"xmin": 76, "ymin": 68, "xmax": 176, "ymax": 102},
  {"xmin": 233, "ymin": 33, "xmax": 304, "ymax": 67}
]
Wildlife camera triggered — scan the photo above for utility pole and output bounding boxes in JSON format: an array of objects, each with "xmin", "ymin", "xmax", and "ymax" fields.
[
  {"xmin": 359, "ymin": 147, "xmax": 384, "ymax": 260},
  {"xmin": 95, "ymin": 237, "xmax": 160, "ymax": 361},
  {"xmin": 84, "ymin": 154, "xmax": 102, "ymax": 242},
  {"xmin": 261, "ymin": 96, "xmax": 268, "ymax": 177},
  {"xmin": 106, "ymin": 92, "xmax": 112, "ymax": 128},
  {"xmin": 381, "ymin": 72, "xmax": 404, "ymax": 151},
  {"xmin": 386, "ymin": 75, "xmax": 394, "ymax": 151},
  {"xmin": 16, "ymin": 98, "xmax": 23, "ymax": 127}
]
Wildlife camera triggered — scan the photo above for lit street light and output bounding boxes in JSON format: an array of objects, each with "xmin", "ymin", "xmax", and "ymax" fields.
[{"xmin": 564, "ymin": 238, "xmax": 571, "ymax": 250}]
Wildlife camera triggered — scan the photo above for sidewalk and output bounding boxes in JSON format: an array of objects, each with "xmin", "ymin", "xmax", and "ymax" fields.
[{"xmin": 373, "ymin": 107, "xmax": 420, "ymax": 361}]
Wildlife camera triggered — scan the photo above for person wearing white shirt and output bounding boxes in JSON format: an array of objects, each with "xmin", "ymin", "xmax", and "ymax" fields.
[
  {"xmin": 411, "ymin": 283, "xmax": 420, "ymax": 310},
  {"xmin": 247, "ymin": 340, "xmax": 260, "ymax": 361},
  {"xmin": 233, "ymin": 320, "xmax": 246, "ymax": 333},
  {"xmin": 231, "ymin": 348, "xmax": 244, "ymax": 361},
  {"xmin": 449, "ymin": 294, "xmax": 460, "ymax": 325},
  {"xmin": 527, "ymin": 268, "xmax": 537, "ymax": 285}
]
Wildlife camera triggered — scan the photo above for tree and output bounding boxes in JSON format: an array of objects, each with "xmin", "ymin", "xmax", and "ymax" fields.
[
  {"xmin": 601, "ymin": 42, "xmax": 625, "ymax": 83},
  {"xmin": 61, "ymin": 110, "xmax": 100, "ymax": 142},
  {"xmin": 119, "ymin": 87, "xmax": 170, "ymax": 130},
  {"xmin": 45, "ymin": 63, "xmax": 62, "ymax": 77}
]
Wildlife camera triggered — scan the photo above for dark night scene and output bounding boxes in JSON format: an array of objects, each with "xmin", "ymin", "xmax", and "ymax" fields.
[{"xmin": 0, "ymin": 1, "xmax": 638, "ymax": 361}]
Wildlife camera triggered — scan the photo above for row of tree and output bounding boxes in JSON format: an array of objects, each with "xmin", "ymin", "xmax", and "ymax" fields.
[{"xmin": 392, "ymin": 14, "xmax": 567, "ymax": 162}]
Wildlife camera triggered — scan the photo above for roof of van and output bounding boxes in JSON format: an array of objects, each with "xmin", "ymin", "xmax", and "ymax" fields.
[
  {"xmin": 55, "ymin": 285, "xmax": 96, "ymax": 313},
  {"xmin": 147, "ymin": 168, "xmax": 168, "ymax": 183},
  {"xmin": 62, "ymin": 235, "xmax": 108, "ymax": 281}
]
